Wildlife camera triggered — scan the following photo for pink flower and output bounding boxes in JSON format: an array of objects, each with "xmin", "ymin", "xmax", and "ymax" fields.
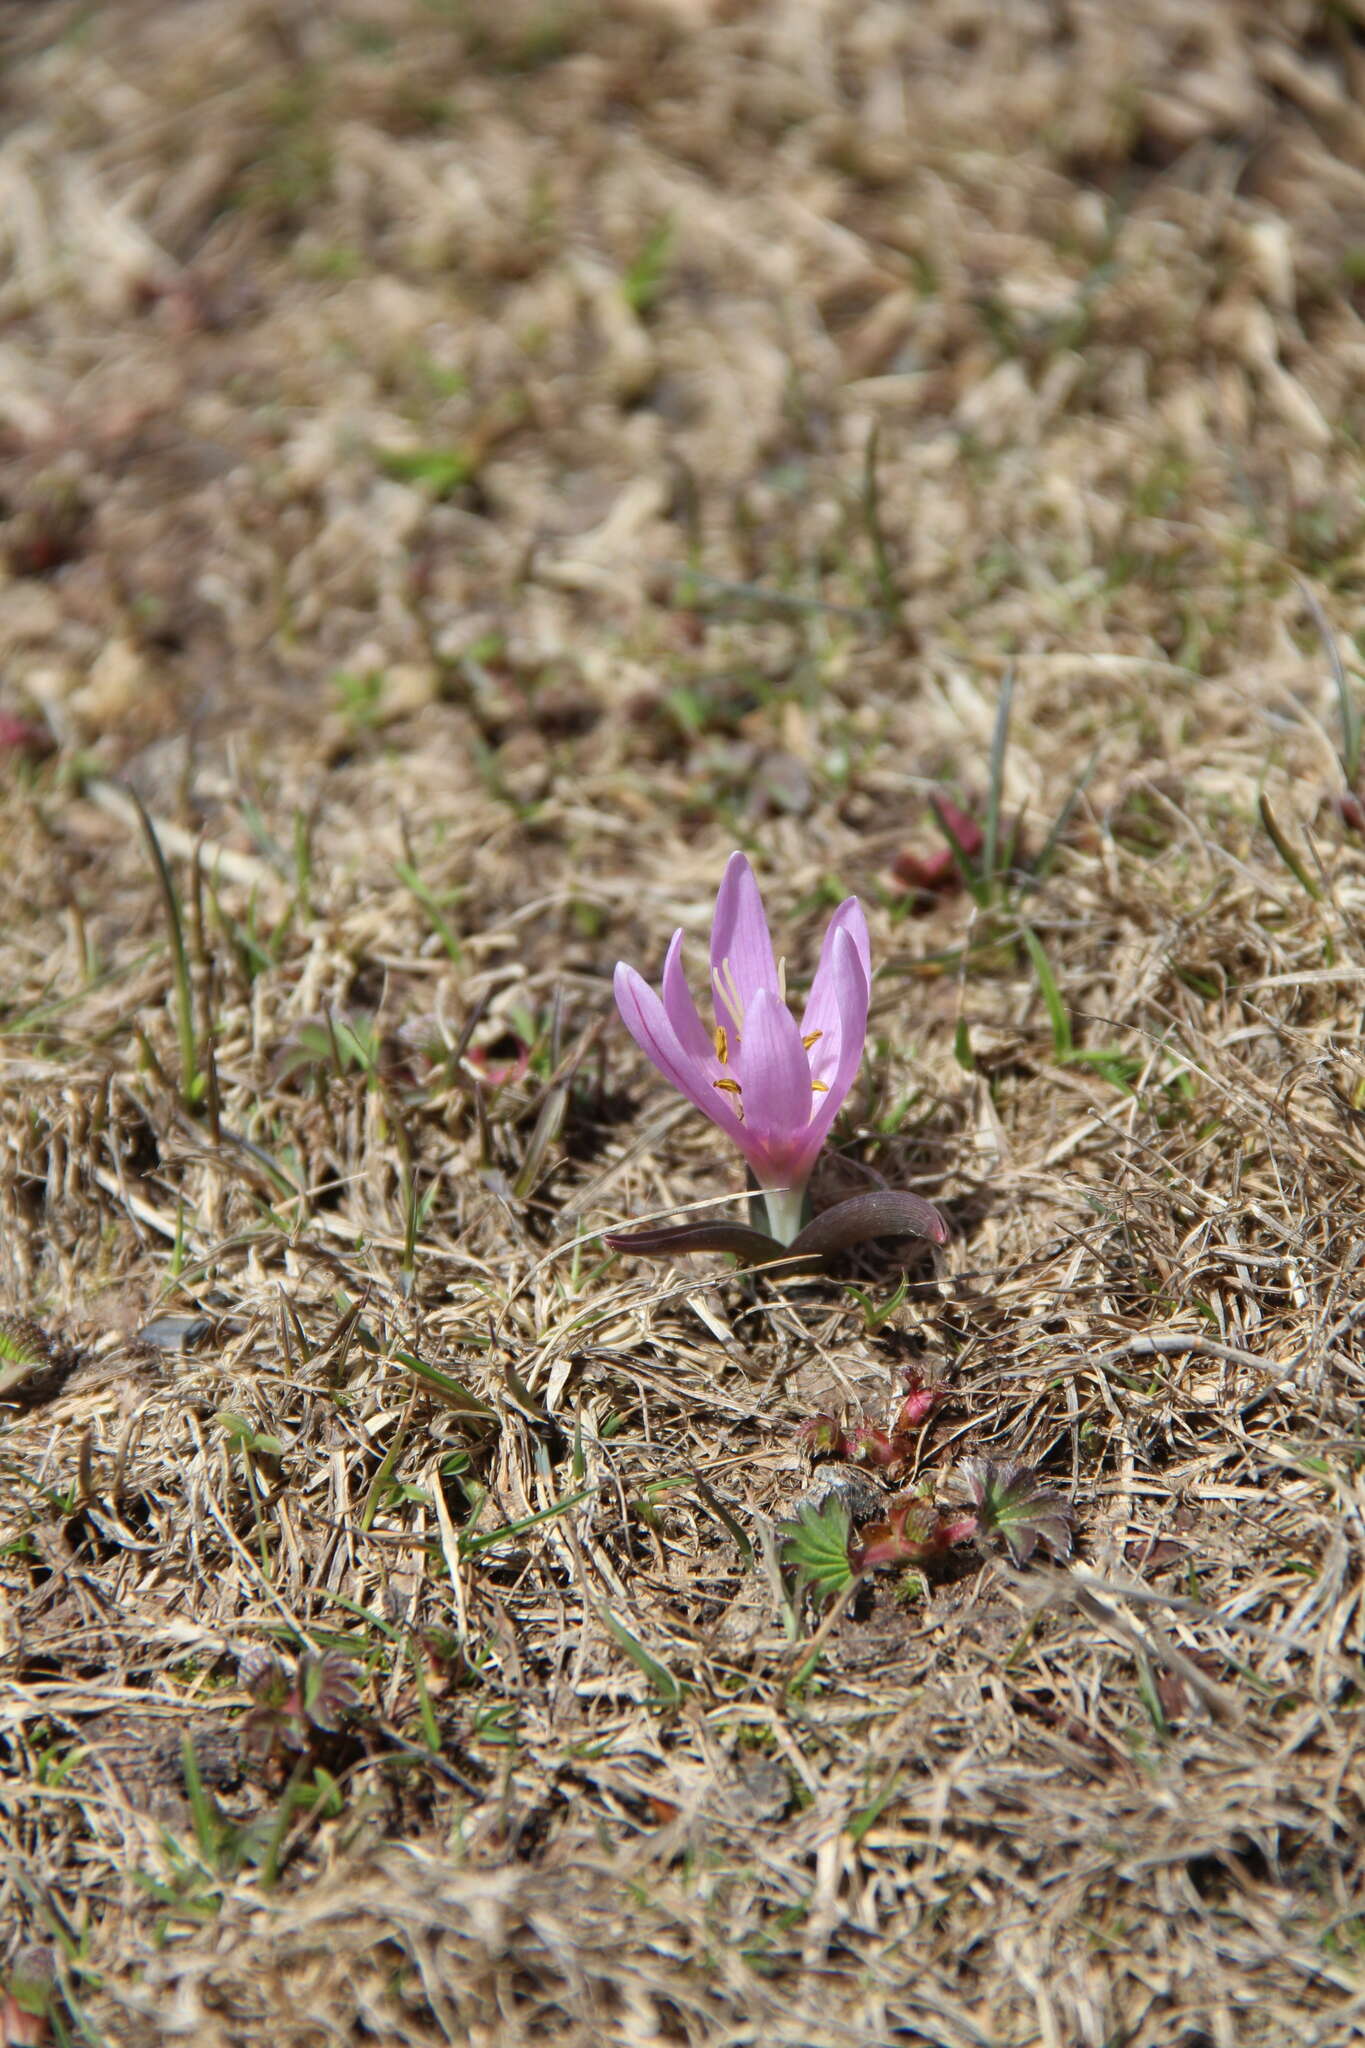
[{"xmin": 613, "ymin": 852, "xmax": 870, "ymax": 1243}]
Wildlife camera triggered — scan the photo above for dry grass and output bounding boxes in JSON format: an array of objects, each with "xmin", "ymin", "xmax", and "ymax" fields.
[{"xmin": 4, "ymin": 1, "xmax": 1365, "ymax": 2042}]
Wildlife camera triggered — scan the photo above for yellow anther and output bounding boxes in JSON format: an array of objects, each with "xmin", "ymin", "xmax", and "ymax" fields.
[
  {"xmin": 802, "ymin": 1030, "xmax": 823, "ymax": 1050},
  {"xmin": 811, "ymin": 1079, "xmax": 829, "ymax": 1094},
  {"xmin": 713, "ymin": 1024, "xmax": 729, "ymax": 1065},
  {"xmin": 713, "ymin": 1075, "xmax": 744, "ymax": 1121}
]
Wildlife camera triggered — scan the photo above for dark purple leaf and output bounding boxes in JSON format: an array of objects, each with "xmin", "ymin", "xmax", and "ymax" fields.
[
  {"xmin": 851, "ymin": 1492, "xmax": 950, "ymax": 1571},
  {"xmin": 958, "ymin": 1457, "xmax": 1073, "ymax": 1564},
  {"xmin": 788, "ymin": 1191, "xmax": 947, "ymax": 1261},
  {"xmin": 894, "ymin": 1374, "xmax": 944, "ymax": 1432},
  {"xmin": 0, "ymin": 713, "xmax": 54, "ymax": 760},
  {"xmin": 604, "ymin": 1222, "xmax": 788, "ymax": 1262},
  {"xmin": 800, "ymin": 1415, "xmax": 845, "ymax": 1456},
  {"xmin": 301, "ymin": 1650, "xmax": 362, "ymax": 1731},
  {"xmin": 238, "ymin": 1646, "xmax": 289, "ymax": 1705}
]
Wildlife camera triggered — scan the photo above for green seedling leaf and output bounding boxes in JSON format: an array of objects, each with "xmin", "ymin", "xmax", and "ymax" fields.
[
  {"xmin": 331, "ymin": 1014, "xmax": 380, "ymax": 1075},
  {"xmin": 845, "ymin": 1274, "xmax": 910, "ymax": 1336},
  {"xmin": 778, "ymin": 1495, "xmax": 858, "ymax": 1602},
  {"xmin": 215, "ymin": 1410, "xmax": 285, "ymax": 1458},
  {"xmin": 276, "ymin": 1013, "xmax": 379, "ymax": 1085},
  {"xmin": 410, "ymin": 1641, "xmax": 442, "ymax": 1754},
  {"xmin": 503, "ymin": 1359, "xmax": 551, "ymax": 1423},
  {"xmin": 376, "ymin": 444, "xmax": 476, "ymax": 496},
  {"xmin": 306, "ymin": 1764, "xmax": 345, "ymax": 1817},
  {"xmin": 360, "ymin": 1406, "xmax": 412, "ymax": 1533},
  {"xmin": 621, "ymin": 216, "xmax": 673, "ymax": 315},
  {"xmin": 846, "ymin": 1768, "xmax": 904, "ymax": 1847},
  {"xmin": 0, "ymin": 1315, "xmax": 65, "ymax": 1398},
  {"xmin": 2, "ymin": 1944, "xmax": 55, "ymax": 2043}
]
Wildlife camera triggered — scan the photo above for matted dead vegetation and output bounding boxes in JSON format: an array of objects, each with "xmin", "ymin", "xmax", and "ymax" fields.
[{"xmin": 4, "ymin": 1, "xmax": 1365, "ymax": 2042}]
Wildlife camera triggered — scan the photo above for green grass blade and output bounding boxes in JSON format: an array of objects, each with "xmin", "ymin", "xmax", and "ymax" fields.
[
  {"xmin": 461, "ymin": 1486, "xmax": 595, "ymax": 1554},
  {"xmin": 862, "ymin": 420, "xmax": 898, "ymax": 617},
  {"xmin": 180, "ymin": 1733, "xmax": 222, "ymax": 1865},
  {"xmin": 1298, "ymin": 577, "xmax": 1359, "ymax": 786},
  {"xmin": 931, "ymin": 794, "xmax": 989, "ymax": 907},
  {"xmin": 127, "ymin": 785, "xmax": 199, "ymax": 1108},
  {"xmin": 983, "ymin": 665, "xmax": 1015, "ymax": 890},
  {"xmin": 395, "ymin": 859, "xmax": 464, "ymax": 964},
  {"xmin": 691, "ymin": 1476, "xmax": 754, "ymax": 1565},
  {"xmin": 596, "ymin": 1605, "xmax": 683, "ymax": 1707},
  {"xmin": 513, "ymin": 1080, "xmax": 569, "ymax": 1201},
  {"xmin": 1031, "ymin": 744, "xmax": 1098, "ymax": 883},
  {"xmin": 1021, "ymin": 926, "xmax": 1072, "ymax": 1060},
  {"xmin": 393, "ymin": 1348, "xmax": 497, "ymax": 1418},
  {"xmin": 1258, "ymin": 792, "xmax": 1323, "ymax": 902}
]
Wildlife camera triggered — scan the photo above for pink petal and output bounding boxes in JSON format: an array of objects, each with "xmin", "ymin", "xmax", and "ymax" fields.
[
  {"xmin": 826, "ymin": 896, "xmax": 872, "ymax": 981},
  {"xmin": 800, "ymin": 901, "xmax": 869, "ymax": 1091},
  {"xmin": 709, "ymin": 851, "xmax": 779, "ymax": 1039},
  {"xmin": 737, "ymin": 987, "xmax": 815, "ymax": 1169},
  {"xmin": 614, "ymin": 962, "xmax": 744, "ymax": 1143},
  {"xmin": 804, "ymin": 926, "xmax": 869, "ymax": 1149},
  {"xmin": 660, "ymin": 930, "xmax": 715, "ymax": 1068}
]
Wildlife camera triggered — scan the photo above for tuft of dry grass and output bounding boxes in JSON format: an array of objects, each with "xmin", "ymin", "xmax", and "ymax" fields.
[{"xmin": 4, "ymin": 2, "xmax": 1365, "ymax": 2042}]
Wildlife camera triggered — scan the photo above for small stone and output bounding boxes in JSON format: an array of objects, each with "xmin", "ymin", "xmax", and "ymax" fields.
[
  {"xmin": 136, "ymin": 1314, "xmax": 212, "ymax": 1353},
  {"xmin": 790, "ymin": 1461, "xmax": 886, "ymax": 1525}
]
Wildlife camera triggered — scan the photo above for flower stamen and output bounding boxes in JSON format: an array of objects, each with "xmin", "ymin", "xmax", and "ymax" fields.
[
  {"xmin": 713, "ymin": 955, "xmax": 745, "ymax": 1032},
  {"xmin": 713, "ymin": 1074, "xmax": 744, "ymax": 1120},
  {"xmin": 713, "ymin": 1024, "xmax": 729, "ymax": 1065}
]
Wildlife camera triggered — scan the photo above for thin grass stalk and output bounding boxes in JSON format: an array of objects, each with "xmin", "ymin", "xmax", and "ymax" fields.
[{"xmin": 128, "ymin": 784, "xmax": 198, "ymax": 1109}]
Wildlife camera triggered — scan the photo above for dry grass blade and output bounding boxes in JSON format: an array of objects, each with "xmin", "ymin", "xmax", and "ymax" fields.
[{"xmin": 2, "ymin": 4, "xmax": 1365, "ymax": 2046}]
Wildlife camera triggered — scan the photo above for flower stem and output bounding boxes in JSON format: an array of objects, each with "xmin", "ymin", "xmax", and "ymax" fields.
[{"xmin": 762, "ymin": 1184, "xmax": 810, "ymax": 1246}]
